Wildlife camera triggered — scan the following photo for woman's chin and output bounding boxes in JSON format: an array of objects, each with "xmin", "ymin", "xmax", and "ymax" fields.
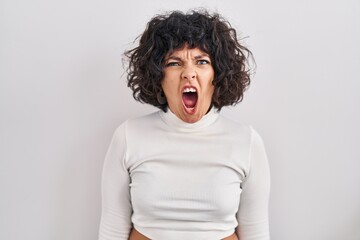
[
  {"xmin": 180, "ymin": 104, "xmax": 205, "ymax": 123},
  {"xmin": 169, "ymin": 102, "xmax": 208, "ymax": 123},
  {"xmin": 183, "ymin": 105, "xmax": 196, "ymax": 115}
]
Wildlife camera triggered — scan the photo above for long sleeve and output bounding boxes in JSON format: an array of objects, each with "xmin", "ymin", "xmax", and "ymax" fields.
[
  {"xmin": 236, "ymin": 127, "xmax": 271, "ymax": 240},
  {"xmin": 98, "ymin": 123, "xmax": 132, "ymax": 240}
]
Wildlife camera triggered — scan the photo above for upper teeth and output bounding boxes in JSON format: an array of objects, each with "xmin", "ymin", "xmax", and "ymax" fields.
[{"xmin": 183, "ymin": 87, "xmax": 196, "ymax": 93}]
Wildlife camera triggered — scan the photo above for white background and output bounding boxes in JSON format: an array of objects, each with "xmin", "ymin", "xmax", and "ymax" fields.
[{"xmin": 1, "ymin": 0, "xmax": 359, "ymax": 239}]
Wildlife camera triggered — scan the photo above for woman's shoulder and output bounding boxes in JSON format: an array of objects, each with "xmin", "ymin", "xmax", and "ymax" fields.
[
  {"xmin": 126, "ymin": 111, "xmax": 160, "ymax": 125},
  {"xmin": 113, "ymin": 111, "xmax": 162, "ymax": 135},
  {"xmin": 218, "ymin": 114, "xmax": 263, "ymax": 141},
  {"xmin": 218, "ymin": 114, "xmax": 251, "ymax": 132}
]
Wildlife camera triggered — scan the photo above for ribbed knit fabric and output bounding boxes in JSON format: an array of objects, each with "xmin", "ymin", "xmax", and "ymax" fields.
[{"xmin": 99, "ymin": 108, "xmax": 270, "ymax": 240}]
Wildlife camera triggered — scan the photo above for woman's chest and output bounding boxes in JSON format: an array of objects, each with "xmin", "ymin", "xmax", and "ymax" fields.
[{"xmin": 127, "ymin": 136, "xmax": 249, "ymax": 221}]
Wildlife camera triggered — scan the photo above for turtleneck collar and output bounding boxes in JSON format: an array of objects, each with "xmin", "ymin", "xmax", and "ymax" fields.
[{"xmin": 158, "ymin": 107, "xmax": 219, "ymax": 131}]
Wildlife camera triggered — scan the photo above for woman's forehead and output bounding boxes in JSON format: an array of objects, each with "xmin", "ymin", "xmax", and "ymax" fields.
[{"xmin": 165, "ymin": 45, "xmax": 210, "ymax": 59}]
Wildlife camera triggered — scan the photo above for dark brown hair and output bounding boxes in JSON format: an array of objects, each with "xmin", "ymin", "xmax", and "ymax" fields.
[{"xmin": 125, "ymin": 10, "xmax": 254, "ymax": 111}]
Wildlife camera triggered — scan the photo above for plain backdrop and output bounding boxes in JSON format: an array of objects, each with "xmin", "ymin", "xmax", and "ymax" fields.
[{"xmin": 1, "ymin": 0, "xmax": 359, "ymax": 239}]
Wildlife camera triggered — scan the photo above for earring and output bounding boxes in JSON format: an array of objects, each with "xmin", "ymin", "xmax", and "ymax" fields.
[{"xmin": 157, "ymin": 91, "xmax": 167, "ymax": 104}]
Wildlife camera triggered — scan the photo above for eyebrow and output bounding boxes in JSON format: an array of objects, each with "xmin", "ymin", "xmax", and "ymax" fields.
[
  {"xmin": 165, "ymin": 54, "xmax": 210, "ymax": 61},
  {"xmin": 194, "ymin": 54, "xmax": 210, "ymax": 59},
  {"xmin": 165, "ymin": 56, "xmax": 182, "ymax": 61}
]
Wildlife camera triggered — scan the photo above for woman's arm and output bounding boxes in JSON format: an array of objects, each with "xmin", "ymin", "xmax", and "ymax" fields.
[
  {"xmin": 236, "ymin": 127, "xmax": 271, "ymax": 240},
  {"xmin": 99, "ymin": 123, "xmax": 132, "ymax": 240}
]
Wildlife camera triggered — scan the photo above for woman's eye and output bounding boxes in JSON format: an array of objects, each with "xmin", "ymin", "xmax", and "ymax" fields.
[
  {"xmin": 197, "ymin": 59, "xmax": 210, "ymax": 65},
  {"xmin": 165, "ymin": 62, "xmax": 180, "ymax": 67}
]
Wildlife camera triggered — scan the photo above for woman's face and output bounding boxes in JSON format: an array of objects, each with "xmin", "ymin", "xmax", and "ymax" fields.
[{"xmin": 162, "ymin": 46, "xmax": 215, "ymax": 123}]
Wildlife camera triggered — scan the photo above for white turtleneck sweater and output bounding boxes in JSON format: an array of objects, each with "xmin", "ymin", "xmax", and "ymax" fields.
[{"xmin": 98, "ymin": 108, "xmax": 270, "ymax": 240}]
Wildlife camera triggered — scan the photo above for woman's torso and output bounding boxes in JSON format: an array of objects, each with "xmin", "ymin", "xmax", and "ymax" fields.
[{"xmin": 124, "ymin": 110, "xmax": 251, "ymax": 239}]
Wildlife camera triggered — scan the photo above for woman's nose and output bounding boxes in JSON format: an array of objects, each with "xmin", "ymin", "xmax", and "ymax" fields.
[{"xmin": 181, "ymin": 66, "xmax": 197, "ymax": 80}]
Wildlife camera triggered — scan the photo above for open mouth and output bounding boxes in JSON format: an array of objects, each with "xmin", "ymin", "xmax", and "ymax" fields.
[{"xmin": 182, "ymin": 87, "xmax": 198, "ymax": 113}]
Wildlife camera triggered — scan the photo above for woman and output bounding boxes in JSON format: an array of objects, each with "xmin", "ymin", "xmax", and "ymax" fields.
[{"xmin": 99, "ymin": 10, "xmax": 270, "ymax": 240}]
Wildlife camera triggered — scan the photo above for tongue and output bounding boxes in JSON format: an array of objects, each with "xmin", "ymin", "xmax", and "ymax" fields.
[{"xmin": 182, "ymin": 92, "xmax": 198, "ymax": 108}]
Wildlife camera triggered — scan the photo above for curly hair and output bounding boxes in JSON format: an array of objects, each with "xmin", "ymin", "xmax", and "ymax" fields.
[{"xmin": 125, "ymin": 10, "xmax": 254, "ymax": 111}]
